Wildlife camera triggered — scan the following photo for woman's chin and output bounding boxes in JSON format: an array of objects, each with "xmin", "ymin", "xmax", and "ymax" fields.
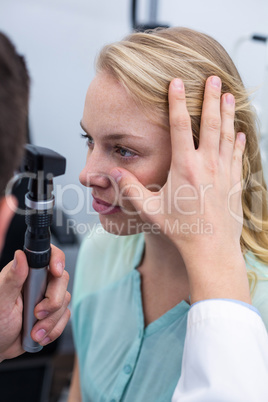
[{"xmin": 99, "ymin": 215, "xmax": 143, "ymax": 236}]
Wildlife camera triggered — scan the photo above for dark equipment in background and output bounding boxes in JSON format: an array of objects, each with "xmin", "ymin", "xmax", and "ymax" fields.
[{"xmin": 131, "ymin": 0, "xmax": 169, "ymax": 31}]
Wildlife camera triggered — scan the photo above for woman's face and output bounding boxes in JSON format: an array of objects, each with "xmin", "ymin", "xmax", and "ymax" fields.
[{"xmin": 79, "ymin": 71, "xmax": 171, "ymax": 235}]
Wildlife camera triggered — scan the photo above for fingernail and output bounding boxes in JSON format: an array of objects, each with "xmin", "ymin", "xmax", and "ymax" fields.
[
  {"xmin": 57, "ymin": 262, "xmax": 64, "ymax": 275},
  {"xmin": 110, "ymin": 169, "xmax": 122, "ymax": 183},
  {"xmin": 35, "ymin": 329, "xmax": 46, "ymax": 342},
  {"xmin": 211, "ymin": 76, "xmax": 221, "ymax": 88},
  {"xmin": 172, "ymin": 78, "xmax": 184, "ymax": 89},
  {"xmin": 225, "ymin": 93, "xmax": 234, "ymax": 105},
  {"xmin": 40, "ymin": 336, "xmax": 51, "ymax": 346},
  {"xmin": 12, "ymin": 254, "xmax": 17, "ymax": 269},
  {"xmin": 36, "ymin": 311, "xmax": 49, "ymax": 319},
  {"xmin": 237, "ymin": 132, "xmax": 246, "ymax": 143}
]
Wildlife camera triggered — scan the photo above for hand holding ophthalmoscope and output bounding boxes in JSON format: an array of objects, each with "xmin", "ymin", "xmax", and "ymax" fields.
[
  {"xmin": 0, "ymin": 144, "xmax": 71, "ymax": 361},
  {"xmin": 0, "ymin": 244, "xmax": 71, "ymax": 362}
]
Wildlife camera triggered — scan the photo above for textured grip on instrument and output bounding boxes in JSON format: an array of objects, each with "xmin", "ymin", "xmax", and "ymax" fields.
[{"xmin": 24, "ymin": 247, "xmax": 51, "ymax": 269}]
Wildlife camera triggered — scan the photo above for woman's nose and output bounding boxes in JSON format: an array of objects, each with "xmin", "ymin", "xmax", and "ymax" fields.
[{"xmin": 79, "ymin": 153, "xmax": 111, "ymax": 189}]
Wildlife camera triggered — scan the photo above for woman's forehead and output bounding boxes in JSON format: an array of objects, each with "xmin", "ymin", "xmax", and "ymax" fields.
[{"xmin": 83, "ymin": 73, "xmax": 170, "ymax": 148}]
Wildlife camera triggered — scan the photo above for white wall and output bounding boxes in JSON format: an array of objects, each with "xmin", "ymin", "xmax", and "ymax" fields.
[{"xmin": 1, "ymin": 0, "xmax": 268, "ymax": 235}]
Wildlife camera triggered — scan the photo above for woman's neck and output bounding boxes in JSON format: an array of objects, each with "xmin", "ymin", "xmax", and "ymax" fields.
[
  {"xmin": 140, "ymin": 232, "xmax": 186, "ymax": 275},
  {"xmin": 137, "ymin": 232, "xmax": 190, "ymax": 326}
]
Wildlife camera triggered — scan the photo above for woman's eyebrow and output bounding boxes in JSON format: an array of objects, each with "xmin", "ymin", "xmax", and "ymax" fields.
[
  {"xmin": 102, "ymin": 133, "xmax": 144, "ymax": 141},
  {"xmin": 80, "ymin": 120, "xmax": 143, "ymax": 141}
]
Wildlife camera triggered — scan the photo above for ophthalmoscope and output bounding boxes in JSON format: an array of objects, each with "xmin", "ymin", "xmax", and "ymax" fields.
[{"xmin": 21, "ymin": 144, "xmax": 66, "ymax": 353}]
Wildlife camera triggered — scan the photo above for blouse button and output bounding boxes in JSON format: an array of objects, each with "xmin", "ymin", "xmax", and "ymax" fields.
[{"xmin": 123, "ymin": 364, "xmax": 132, "ymax": 374}]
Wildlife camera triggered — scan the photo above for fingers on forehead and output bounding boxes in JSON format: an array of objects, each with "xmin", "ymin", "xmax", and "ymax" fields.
[{"xmin": 168, "ymin": 79, "xmax": 194, "ymax": 155}]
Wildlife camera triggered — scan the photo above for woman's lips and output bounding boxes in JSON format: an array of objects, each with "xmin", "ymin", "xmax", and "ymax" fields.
[{"xmin": 92, "ymin": 196, "xmax": 121, "ymax": 215}]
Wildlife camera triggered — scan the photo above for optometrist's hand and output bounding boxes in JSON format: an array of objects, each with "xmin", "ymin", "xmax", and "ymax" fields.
[
  {"xmin": 0, "ymin": 244, "xmax": 71, "ymax": 362},
  {"xmin": 110, "ymin": 76, "xmax": 251, "ymax": 304}
]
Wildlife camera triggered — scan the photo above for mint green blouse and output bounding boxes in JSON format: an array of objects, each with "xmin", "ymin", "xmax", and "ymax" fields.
[{"xmin": 72, "ymin": 226, "xmax": 268, "ymax": 402}]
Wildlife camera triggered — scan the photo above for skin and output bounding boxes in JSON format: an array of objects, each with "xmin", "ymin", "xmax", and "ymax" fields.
[
  {"xmin": 68, "ymin": 72, "xmax": 251, "ymax": 399},
  {"xmin": 79, "ymin": 71, "xmax": 172, "ymax": 235},
  {"xmin": 0, "ymin": 196, "xmax": 71, "ymax": 362}
]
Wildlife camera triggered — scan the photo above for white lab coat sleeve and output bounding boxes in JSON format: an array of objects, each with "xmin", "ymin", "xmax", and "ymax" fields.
[{"xmin": 172, "ymin": 299, "xmax": 268, "ymax": 402}]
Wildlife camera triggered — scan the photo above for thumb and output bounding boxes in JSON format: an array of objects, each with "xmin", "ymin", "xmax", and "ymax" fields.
[
  {"xmin": 0, "ymin": 250, "xmax": 29, "ymax": 304},
  {"xmin": 110, "ymin": 168, "xmax": 153, "ymax": 216}
]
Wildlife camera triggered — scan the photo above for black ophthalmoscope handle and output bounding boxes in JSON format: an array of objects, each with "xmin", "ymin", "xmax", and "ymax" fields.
[{"xmin": 22, "ymin": 195, "xmax": 54, "ymax": 353}]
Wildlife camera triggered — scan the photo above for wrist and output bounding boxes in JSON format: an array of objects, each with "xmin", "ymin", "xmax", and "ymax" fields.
[
  {"xmin": 182, "ymin": 245, "xmax": 251, "ymax": 305},
  {"xmin": 179, "ymin": 236, "xmax": 243, "ymax": 269}
]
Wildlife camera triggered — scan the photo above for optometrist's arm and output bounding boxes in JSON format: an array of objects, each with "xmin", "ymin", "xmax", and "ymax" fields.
[{"xmin": 172, "ymin": 299, "xmax": 268, "ymax": 402}]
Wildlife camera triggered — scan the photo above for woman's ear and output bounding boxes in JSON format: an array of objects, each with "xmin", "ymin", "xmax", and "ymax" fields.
[{"xmin": 0, "ymin": 195, "xmax": 17, "ymax": 253}]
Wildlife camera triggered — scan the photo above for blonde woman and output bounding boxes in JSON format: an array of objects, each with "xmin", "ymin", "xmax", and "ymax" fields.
[{"xmin": 69, "ymin": 27, "xmax": 268, "ymax": 401}]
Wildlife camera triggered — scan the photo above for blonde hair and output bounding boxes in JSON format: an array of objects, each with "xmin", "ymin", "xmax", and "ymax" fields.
[{"xmin": 96, "ymin": 27, "xmax": 268, "ymax": 284}]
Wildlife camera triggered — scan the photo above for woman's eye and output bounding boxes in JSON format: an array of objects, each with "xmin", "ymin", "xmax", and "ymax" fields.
[
  {"xmin": 81, "ymin": 133, "xmax": 94, "ymax": 148},
  {"xmin": 116, "ymin": 146, "xmax": 136, "ymax": 158}
]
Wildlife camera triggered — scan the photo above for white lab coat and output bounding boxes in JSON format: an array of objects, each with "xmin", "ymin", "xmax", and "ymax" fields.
[{"xmin": 172, "ymin": 300, "xmax": 268, "ymax": 402}]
